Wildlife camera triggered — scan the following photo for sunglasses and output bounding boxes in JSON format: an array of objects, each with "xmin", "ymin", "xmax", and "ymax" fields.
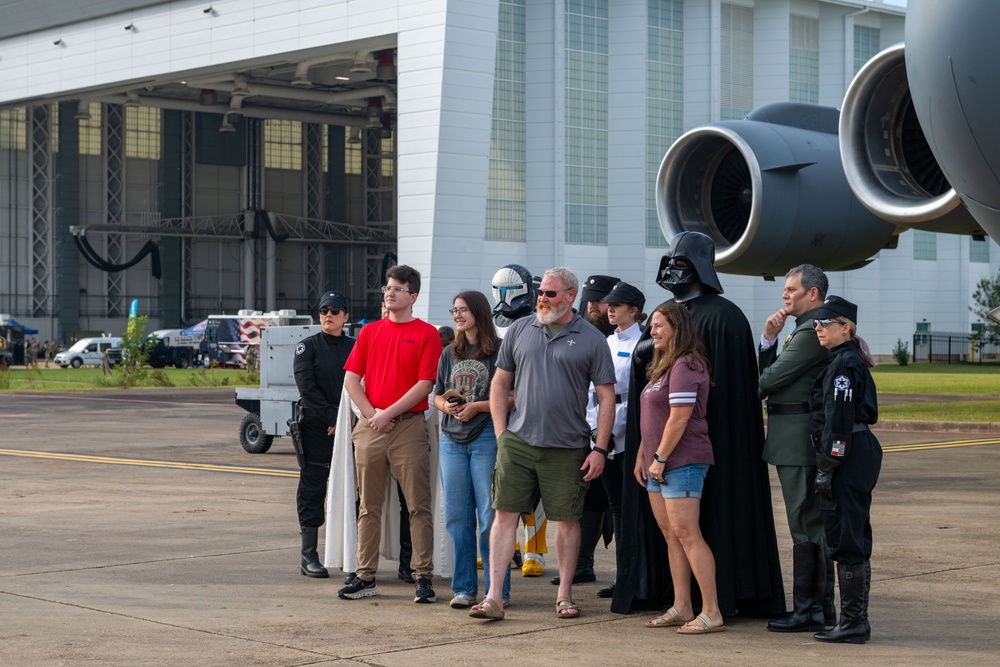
[
  {"xmin": 812, "ymin": 318, "xmax": 842, "ymax": 329},
  {"xmin": 319, "ymin": 307, "xmax": 343, "ymax": 316},
  {"xmin": 537, "ymin": 288, "xmax": 571, "ymax": 298}
]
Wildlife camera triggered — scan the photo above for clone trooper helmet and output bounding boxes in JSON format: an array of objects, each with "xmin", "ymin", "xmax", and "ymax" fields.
[
  {"xmin": 491, "ymin": 264, "xmax": 536, "ymax": 320},
  {"xmin": 656, "ymin": 231, "xmax": 724, "ymax": 295}
]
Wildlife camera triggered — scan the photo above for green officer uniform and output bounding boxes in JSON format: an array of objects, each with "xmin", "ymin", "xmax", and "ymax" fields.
[
  {"xmin": 758, "ymin": 308, "xmax": 830, "ymax": 543},
  {"xmin": 759, "ymin": 307, "xmax": 834, "ymax": 633}
]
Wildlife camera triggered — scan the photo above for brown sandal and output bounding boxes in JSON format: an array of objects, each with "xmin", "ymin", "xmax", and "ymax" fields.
[
  {"xmin": 469, "ymin": 597, "xmax": 505, "ymax": 620},
  {"xmin": 645, "ymin": 607, "xmax": 692, "ymax": 628},
  {"xmin": 556, "ymin": 596, "xmax": 580, "ymax": 619}
]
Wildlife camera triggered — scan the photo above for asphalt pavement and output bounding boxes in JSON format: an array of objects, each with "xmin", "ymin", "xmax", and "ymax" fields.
[{"xmin": 1, "ymin": 388, "xmax": 998, "ymax": 665}]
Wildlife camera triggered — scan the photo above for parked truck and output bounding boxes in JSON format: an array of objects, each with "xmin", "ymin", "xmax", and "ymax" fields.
[
  {"xmin": 201, "ymin": 309, "xmax": 312, "ymax": 368},
  {"xmin": 107, "ymin": 329, "xmax": 203, "ymax": 369},
  {"xmin": 234, "ymin": 324, "xmax": 320, "ymax": 453}
]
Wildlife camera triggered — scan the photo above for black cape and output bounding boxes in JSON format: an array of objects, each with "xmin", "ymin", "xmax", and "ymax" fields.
[{"xmin": 611, "ymin": 293, "xmax": 785, "ymax": 616}]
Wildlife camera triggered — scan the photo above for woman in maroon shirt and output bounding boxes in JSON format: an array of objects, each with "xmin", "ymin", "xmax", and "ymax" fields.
[{"xmin": 633, "ymin": 302, "xmax": 723, "ymax": 634}]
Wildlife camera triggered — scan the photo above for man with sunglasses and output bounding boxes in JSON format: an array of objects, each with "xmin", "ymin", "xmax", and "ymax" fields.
[
  {"xmin": 758, "ymin": 265, "xmax": 835, "ymax": 632},
  {"xmin": 293, "ymin": 291, "xmax": 355, "ymax": 579},
  {"xmin": 474, "ymin": 267, "xmax": 616, "ymax": 621},
  {"xmin": 340, "ymin": 265, "xmax": 442, "ymax": 603}
]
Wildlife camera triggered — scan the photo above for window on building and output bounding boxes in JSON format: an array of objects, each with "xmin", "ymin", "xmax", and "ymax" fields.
[
  {"xmin": 646, "ymin": 0, "xmax": 684, "ymax": 247},
  {"xmin": 264, "ymin": 119, "xmax": 302, "ymax": 170},
  {"xmin": 0, "ymin": 107, "xmax": 27, "ymax": 150},
  {"xmin": 970, "ymin": 237, "xmax": 991, "ymax": 263},
  {"xmin": 721, "ymin": 3, "xmax": 753, "ymax": 121},
  {"xmin": 565, "ymin": 0, "xmax": 609, "ymax": 245},
  {"xmin": 125, "ymin": 106, "xmax": 161, "ymax": 160},
  {"xmin": 79, "ymin": 103, "xmax": 102, "ymax": 156},
  {"xmin": 854, "ymin": 25, "xmax": 881, "ymax": 74},
  {"xmin": 789, "ymin": 15, "xmax": 819, "ymax": 104},
  {"xmin": 487, "ymin": 0, "xmax": 527, "ymax": 242},
  {"xmin": 913, "ymin": 230, "xmax": 937, "ymax": 260}
]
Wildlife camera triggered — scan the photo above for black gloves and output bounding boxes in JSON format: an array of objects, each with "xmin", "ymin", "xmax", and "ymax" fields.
[{"xmin": 815, "ymin": 453, "xmax": 841, "ymax": 502}]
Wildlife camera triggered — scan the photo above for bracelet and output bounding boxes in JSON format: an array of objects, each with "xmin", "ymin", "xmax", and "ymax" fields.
[{"xmin": 592, "ymin": 446, "xmax": 611, "ymax": 459}]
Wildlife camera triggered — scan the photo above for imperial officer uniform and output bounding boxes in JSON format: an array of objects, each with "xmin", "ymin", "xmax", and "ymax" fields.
[
  {"xmin": 294, "ymin": 291, "xmax": 355, "ymax": 577},
  {"xmin": 809, "ymin": 295, "xmax": 882, "ymax": 644},
  {"xmin": 759, "ymin": 307, "xmax": 832, "ymax": 631}
]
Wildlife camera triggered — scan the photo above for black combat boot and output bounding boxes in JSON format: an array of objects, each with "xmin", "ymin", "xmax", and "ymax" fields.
[
  {"xmin": 300, "ymin": 527, "xmax": 328, "ymax": 578},
  {"xmin": 550, "ymin": 510, "xmax": 601, "ymax": 585},
  {"xmin": 814, "ymin": 562, "xmax": 867, "ymax": 644},
  {"xmin": 768, "ymin": 541, "xmax": 825, "ymax": 632}
]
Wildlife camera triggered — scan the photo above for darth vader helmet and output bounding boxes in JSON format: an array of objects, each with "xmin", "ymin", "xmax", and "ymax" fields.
[
  {"xmin": 492, "ymin": 264, "xmax": 536, "ymax": 320},
  {"xmin": 657, "ymin": 231, "xmax": 724, "ymax": 295}
]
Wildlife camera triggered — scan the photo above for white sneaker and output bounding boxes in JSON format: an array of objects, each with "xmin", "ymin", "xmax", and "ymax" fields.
[{"xmin": 450, "ymin": 593, "xmax": 477, "ymax": 608}]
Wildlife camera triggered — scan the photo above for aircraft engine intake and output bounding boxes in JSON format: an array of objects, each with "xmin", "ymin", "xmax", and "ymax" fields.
[{"xmin": 655, "ymin": 102, "xmax": 896, "ymax": 278}]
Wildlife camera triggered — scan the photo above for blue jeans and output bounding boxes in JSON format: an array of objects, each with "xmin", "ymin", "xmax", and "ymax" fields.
[{"xmin": 439, "ymin": 429, "xmax": 511, "ymax": 599}]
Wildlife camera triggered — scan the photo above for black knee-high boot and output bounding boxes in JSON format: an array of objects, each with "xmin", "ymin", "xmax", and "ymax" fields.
[
  {"xmin": 767, "ymin": 541, "xmax": 825, "ymax": 632},
  {"xmin": 300, "ymin": 527, "xmax": 328, "ymax": 578},
  {"xmin": 822, "ymin": 545, "xmax": 836, "ymax": 625},
  {"xmin": 814, "ymin": 562, "xmax": 867, "ymax": 644}
]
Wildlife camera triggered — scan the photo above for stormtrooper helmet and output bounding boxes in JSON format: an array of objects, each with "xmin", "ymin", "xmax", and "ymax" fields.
[{"xmin": 491, "ymin": 264, "xmax": 536, "ymax": 320}]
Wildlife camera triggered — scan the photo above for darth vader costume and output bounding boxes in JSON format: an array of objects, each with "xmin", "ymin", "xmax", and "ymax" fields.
[{"xmin": 612, "ymin": 232, "xmax": 785, "ymax": 617}]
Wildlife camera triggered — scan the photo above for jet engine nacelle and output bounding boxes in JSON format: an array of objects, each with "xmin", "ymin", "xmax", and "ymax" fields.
[
  {"xmin": 905, "ymin": 0, "xmax": 1000, "ymax": 241},
  {"xmin": 656, "ymin": 102, "xmax": 896, "ymax": 278},
  {"xmin": 839, "ymin": 43, "xmax": 985, "ymax": 236}
]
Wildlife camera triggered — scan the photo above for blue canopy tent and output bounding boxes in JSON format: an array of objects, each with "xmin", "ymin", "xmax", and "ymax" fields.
[{"xmin": 9, "ymin": 319, "xmax": 38, "ymax": 335}]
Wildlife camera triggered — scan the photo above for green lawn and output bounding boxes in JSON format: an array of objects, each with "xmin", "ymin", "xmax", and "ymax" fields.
[
  {"xmin": 872, "ymin": 363, "xmax": 1000, "ymax": 395},
  {"xmin": 878, "ymin": 400, "xmax": 1000, "ymax": 423},
  {"xmin": 0, "ymin": 366, "xmax": 257, "ymax": 392}
]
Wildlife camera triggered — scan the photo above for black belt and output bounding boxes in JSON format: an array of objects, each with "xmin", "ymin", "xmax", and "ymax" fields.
[
  {"xmin": 765, "ymin": 401, "xmax": 810, "ymax": 415},
  {"xmin": 592, "ymin": 392, "xmax": 626, "ymax": 406},
  {"xmin": 852, "ymin": 423, "xmax": 870, "ymax": 433}
]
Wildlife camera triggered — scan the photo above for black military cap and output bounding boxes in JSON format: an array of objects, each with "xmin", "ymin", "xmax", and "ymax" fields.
[
  {"xmin": 812, "ymin": 295, "xmax": 858, "ymax": 323},
  {"xmin": 580, "ymin": 275, "xmax": 620, "ymax": 304},
  {"xmin": 602, "ymin": 281, "xmax": 646, "ymax": 311},
  {"xmin": 319, "ymin": 291, "xmax": 349, "ymax": 311}
]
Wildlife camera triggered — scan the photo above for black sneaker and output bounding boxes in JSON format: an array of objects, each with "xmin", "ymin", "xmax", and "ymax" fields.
[
  {"xmin": 338, "ymin": 576, "xmax": 378, "ymax": 600},
  {"xmin": 414, "ymin": 577, "xmax": 436, "ymax": 604}
]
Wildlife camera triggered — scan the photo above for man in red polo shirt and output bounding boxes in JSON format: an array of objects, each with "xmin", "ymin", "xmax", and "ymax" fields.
[{"xmin": 338, "ymin": 265, "xmax": 442, "ymax": 603}]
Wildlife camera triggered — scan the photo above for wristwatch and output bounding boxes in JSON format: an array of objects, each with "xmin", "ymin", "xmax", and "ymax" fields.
[
  {"xmin": 592, "ymin": 446, "xmax": 611, "ymax": 459},
  {"xmin": 653, "ymin": 452, "xmax": 668, "ymax": 463}
]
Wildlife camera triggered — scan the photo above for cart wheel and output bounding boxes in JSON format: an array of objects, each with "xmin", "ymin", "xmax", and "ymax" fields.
[{"xmin": 239, "ymin": 412, "xmax": 274, "ymax": 454}]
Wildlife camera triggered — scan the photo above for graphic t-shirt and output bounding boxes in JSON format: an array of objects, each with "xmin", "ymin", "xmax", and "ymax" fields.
[{"xmin": 434, "ymin": 344, "xmax": 497, "ymax": 444}]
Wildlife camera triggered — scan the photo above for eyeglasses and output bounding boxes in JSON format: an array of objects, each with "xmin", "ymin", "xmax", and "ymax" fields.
[
  {"xmin": 537, "ymin": 288, "xmax": 571, "ymax": 299},
  {"xmin": 319, "ymin": 307, "xmax": 343, "ymax": 316},
  {"xmin": 448, "ymin": 307, "xmax": 470, "ymax": 316},
  {"xmin": 381, "ymin": 285, "xmax": 413, "ymax": 295},
  {"xmin": 813, "ymin": 318, "xmax": 842, "ymax": 329}
]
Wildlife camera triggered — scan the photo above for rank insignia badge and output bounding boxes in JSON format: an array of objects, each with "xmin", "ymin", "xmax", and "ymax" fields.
[{"xmin": 831, "ymin": 439, "xmax": 846, "ymax": 457}]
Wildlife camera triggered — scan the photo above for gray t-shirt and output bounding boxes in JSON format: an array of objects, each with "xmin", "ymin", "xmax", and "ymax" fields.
[
  {"xmin": 497, "ymin": 311, "xmax": 616, "ymax": 449},
  {"xmin": 434, "ymin": 343, "xmax": 497, "ymax": 445}
]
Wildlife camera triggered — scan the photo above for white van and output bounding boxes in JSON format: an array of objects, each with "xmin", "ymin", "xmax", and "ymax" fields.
[{"xmin": 54, "ymin": 336, "xmax": 123, "ymax": 368}]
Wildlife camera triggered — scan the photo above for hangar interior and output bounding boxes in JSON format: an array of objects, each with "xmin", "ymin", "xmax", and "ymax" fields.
[{"xmin": 0, "ymin": 40, "xmax": 401, "ymax": 340}]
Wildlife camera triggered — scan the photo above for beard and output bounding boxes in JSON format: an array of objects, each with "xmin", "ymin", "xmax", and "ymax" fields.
[
  {"xmin": 585, "ymin": 308, "xmax": 615, "ymax": 335},
  {"xmin": 536, "ymin": 301, "xmax": 571, "ymax": 325}
]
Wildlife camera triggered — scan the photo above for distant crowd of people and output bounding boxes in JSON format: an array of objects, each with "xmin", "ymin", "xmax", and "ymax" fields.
[{"xmin": 290, "ymin": 231, "xmax": 882, "ymax": 645}]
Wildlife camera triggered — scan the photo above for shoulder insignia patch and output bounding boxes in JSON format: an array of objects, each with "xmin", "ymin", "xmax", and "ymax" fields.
[
  {"xmin": 831, "ymin": 439, "xmax": 846, "ymax": 457},
  {"xmin": 833, "ymin": 374, "xmax": 852, "ymax": 401},
  {"xmin": 295, "ymin": 342, "xmax": 306, "ymax": 356}
]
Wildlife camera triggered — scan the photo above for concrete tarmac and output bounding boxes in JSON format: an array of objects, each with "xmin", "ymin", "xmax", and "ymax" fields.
[{"xmin": 1, "ymin": 388, "xmax": 998, "ymax": 666}]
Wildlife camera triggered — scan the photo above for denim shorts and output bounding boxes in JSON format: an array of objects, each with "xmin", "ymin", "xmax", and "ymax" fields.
[{"xmin": 646, "ymin": 463, "xmax": 709, "ymax": 499}]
